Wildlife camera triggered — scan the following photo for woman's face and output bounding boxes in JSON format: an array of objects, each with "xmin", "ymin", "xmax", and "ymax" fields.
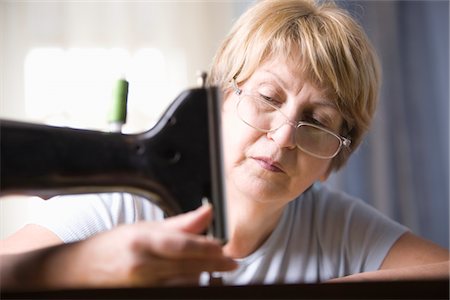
[{"xmin": 222, "ymin": 55, "xmax": 344, "ymax": 206}]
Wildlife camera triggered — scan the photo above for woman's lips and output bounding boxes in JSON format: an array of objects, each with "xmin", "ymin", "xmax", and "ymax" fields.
[{"xmin": 252, "ymin": 157, "xmax": 285, "ymax": 173}]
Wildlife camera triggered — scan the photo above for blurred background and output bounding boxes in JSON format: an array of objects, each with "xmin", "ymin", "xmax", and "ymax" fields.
[{"xmin": 0, "ymin": 0, "xmax": 448, "ymax": 248}]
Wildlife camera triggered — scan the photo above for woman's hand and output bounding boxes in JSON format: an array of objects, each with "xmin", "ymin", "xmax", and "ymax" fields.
[{"xmin": 1, "ymin": 204, "xmax": 237, "ymax": 290}]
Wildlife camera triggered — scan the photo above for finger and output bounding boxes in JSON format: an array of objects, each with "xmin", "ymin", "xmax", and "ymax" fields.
[
  {"xmin": 135, "ymin": 256, "xmax": 237, "ymax": 280},
  {"xmin": 162, "ymin": 204, "xmax": 213, "ymax": 234},
  {"xmin": 139, "ymin": 229, "xmax": 223, "ymax": 259},
  {"xmin": 172, "ymin": 256, "xmax": 238, "ymax": 274},
  {"xmin": 159, "ymin": 275, "xmax": 201, "ymax": 287}
]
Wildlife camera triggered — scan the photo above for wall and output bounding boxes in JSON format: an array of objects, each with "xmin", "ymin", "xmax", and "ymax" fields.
[{"xmin": 0, "ymin": 0, "xmax": 238, "ymax": 239}]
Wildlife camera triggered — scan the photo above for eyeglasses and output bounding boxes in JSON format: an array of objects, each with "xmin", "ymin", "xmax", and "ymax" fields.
[{"xmin": 232, "ymin": 79, "xmax": 351, "ymax": 159}]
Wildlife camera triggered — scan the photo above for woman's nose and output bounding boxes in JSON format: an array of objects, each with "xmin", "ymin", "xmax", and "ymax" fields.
[{"xmin": 267, "ymin": 123, "xmax": 297, "ymax": 150}]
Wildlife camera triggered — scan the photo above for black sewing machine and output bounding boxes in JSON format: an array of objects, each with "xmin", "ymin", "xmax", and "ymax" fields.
[
  {"xmin": 0, "ymin": 86, "xmax": 227, "ymax": 240},
  {"xmin": 1, "ymin": 87, "xmax": 449, "ymax": 299}
]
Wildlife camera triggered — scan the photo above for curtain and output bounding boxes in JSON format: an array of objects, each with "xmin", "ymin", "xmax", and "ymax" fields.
[{"xmin": 329, "ymin": 0, "xmax": 449, "ymax": 248}]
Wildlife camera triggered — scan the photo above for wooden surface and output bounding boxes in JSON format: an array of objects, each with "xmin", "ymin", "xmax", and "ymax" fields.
[{"xmin": 2, "ymin": 280, "xmax": 448, "ymax": 299}]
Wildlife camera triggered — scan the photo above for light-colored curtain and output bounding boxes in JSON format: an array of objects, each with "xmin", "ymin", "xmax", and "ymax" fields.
[{"xmin": 329, "ymin": 0, "xmax": 449, "ymax": 248}]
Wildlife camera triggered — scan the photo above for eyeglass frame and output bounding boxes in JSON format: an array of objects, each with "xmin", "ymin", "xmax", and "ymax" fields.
[{"xmin": 231, "ymin": 79, "xmax": 351, "ymax": 159}]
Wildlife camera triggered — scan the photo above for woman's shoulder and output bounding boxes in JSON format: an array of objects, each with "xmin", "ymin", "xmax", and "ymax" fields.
[
  {"xmin": 28, "ymin": 193, "xmax": 164, "ymax": 242},
  {"xmin": 289, "ymin": 182, "xmax": 408, "ymax": 275},
  {"xmin": 35, "ymin": 193, "xmax": 161, "ymax": 220},
  {"xmin": 290, "ymin": 182, "xmax": 406, "ymax": 237}
]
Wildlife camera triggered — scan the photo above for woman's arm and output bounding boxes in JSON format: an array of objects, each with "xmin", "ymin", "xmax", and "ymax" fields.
[
  {"xmin": 0, "ymin": 205, "xmax": 237, "ymax": 291},
  {"xmin": 0, "ymin": 224, "xmax": 63, "ymax": 254},
  {"xmin": 380, "ymin": 232, "xmax": 449, "ymax": 269},
  {"xmin": 331, "ymin": 232, "xmax": 449, "ymax": 282},
  {"xmin": 330, "ymin": 261, "xmax": 448, "ymax": 282}
]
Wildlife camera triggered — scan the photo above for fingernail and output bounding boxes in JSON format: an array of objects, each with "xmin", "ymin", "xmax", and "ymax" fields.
[
  {"xmin": 196, "ymin": 202, "xmax": 212, "ymax": 213},
  {"xmin": 201, "ymin": 199, "xmax": 212, "ymax": 209},
  {"xmin": 188, "ymin": 204, "xmax": 208, "ymax": 216}
]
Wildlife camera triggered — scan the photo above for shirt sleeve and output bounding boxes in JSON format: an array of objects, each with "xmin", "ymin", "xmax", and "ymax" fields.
[
  {"xmin": 313, "ymin": 184, "xmax": 409, "ymax": 277},
  {"xmin": 27, "ymin": 193, "xmax": 163, "ymax": 243}
]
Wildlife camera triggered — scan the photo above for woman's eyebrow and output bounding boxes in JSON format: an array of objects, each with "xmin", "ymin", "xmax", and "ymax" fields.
[
  {"xmin": 259, "ymin": 70, "xmax": 336, "ymax": 106},
  {"xmin": 312, "ymin": 99, "xmax": 337, "ymax": 110}
]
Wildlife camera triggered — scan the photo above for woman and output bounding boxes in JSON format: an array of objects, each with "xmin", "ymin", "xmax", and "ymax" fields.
[{"xmin": 1, "ymin": 0, "xmax": 448, "ymax": 290}]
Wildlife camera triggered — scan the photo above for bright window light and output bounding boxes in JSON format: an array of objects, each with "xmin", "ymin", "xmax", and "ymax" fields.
[{"xmin": 25, "ymin": 47, "xmax": 180, "ymax": 132}]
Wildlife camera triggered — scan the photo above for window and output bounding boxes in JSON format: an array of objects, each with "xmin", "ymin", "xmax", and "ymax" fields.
[{"xmin": 25, "ymin": 47, "xmax": 185, "ymax": 132}]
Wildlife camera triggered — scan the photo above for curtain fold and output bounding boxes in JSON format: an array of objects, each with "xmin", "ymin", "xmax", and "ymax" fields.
[{"xmin": 329, "ymin": 0, "xmax": 449, "ymax": 248}]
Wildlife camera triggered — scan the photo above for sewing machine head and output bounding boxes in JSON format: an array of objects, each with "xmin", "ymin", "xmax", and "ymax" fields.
[{"xmin": 0, "ymin": 86, "xmax": 227, "ymax": 240}]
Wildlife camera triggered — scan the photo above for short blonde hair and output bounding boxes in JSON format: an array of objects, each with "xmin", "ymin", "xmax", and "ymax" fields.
[{"xmin": 208, "ymin": 0, "xmax": 381, "ymax": 172}]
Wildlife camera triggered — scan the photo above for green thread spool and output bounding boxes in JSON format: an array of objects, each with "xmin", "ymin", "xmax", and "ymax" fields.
[{"xmin": 108, "ymin": 78, "xmax": 129, "ymax": 129}]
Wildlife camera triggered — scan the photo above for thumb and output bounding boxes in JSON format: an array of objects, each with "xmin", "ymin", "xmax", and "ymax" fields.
[{"xmin": 162, "ymin": 204, "xmax": 213, "ymax": 234}]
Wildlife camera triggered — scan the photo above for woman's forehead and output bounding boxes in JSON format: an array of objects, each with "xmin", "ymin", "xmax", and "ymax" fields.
[{"xmin": 249, "ymin": 56, "xmax": 335, "ymax": 97}]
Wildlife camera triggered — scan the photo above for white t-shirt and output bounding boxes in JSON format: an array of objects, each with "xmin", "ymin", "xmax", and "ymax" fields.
[{"xmin": 29, "ymin": 183, "xmax": 408, "ymax": 284}]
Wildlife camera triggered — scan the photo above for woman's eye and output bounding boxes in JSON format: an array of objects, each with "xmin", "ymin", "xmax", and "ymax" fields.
[
  {"xmin": 259, "ymin": 94, "xmax": 281, "ymax": 106},
  {"xmin": 303, "ymin": 115, "xmax": 326, "ymax": 127},
  {"xmin": 312, "ymin": 118, "xmax": 325, "ymax": 127}
]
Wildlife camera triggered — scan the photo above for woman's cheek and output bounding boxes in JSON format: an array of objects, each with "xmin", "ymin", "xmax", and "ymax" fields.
[
  {"xmin": 221, "ymin": 105, "xmax": 239, "ymax": 173},
  {"xmin": 221, "ymin": 96, "xmax": 260, "ymax": 173},
  {"xmin": 222, "ymin": 118, "xmax": 243, "ymax": 172}
]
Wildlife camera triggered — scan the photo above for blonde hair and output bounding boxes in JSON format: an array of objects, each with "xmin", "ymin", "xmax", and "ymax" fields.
[{"xmin": 208, "ymin": 0, "xmax": 381, "ymax": 172}]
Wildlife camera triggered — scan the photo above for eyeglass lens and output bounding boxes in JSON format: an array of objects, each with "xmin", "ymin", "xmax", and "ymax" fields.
[{"xmin": 237, "ymin": 94, "xmax": 341, "ymax": 158}]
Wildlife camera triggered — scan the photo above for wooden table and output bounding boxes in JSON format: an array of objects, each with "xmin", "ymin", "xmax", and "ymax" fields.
[{"xmin": 2, "ymin": 280, "xmax": 448, "ymax": 299}]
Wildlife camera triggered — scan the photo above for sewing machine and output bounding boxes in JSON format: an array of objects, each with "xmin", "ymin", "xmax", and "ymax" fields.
[
  {"xmin": 1, "ymin": 87, "xmax": 449, "ymax": 299},
  {"xmin": 0, "ymin": 86, "xmax": 227, "ymax": 240}
]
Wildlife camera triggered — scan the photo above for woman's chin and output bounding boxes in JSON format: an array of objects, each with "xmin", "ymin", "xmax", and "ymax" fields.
[{"xmin": 231, "ymin": 172, "xmax": 289, "ymax": 203}]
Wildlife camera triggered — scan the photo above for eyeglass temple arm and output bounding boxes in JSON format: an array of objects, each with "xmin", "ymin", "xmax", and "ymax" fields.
[{"xmin": 231, "ymin": 78, "xmax": 242, "ymax": 95}]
